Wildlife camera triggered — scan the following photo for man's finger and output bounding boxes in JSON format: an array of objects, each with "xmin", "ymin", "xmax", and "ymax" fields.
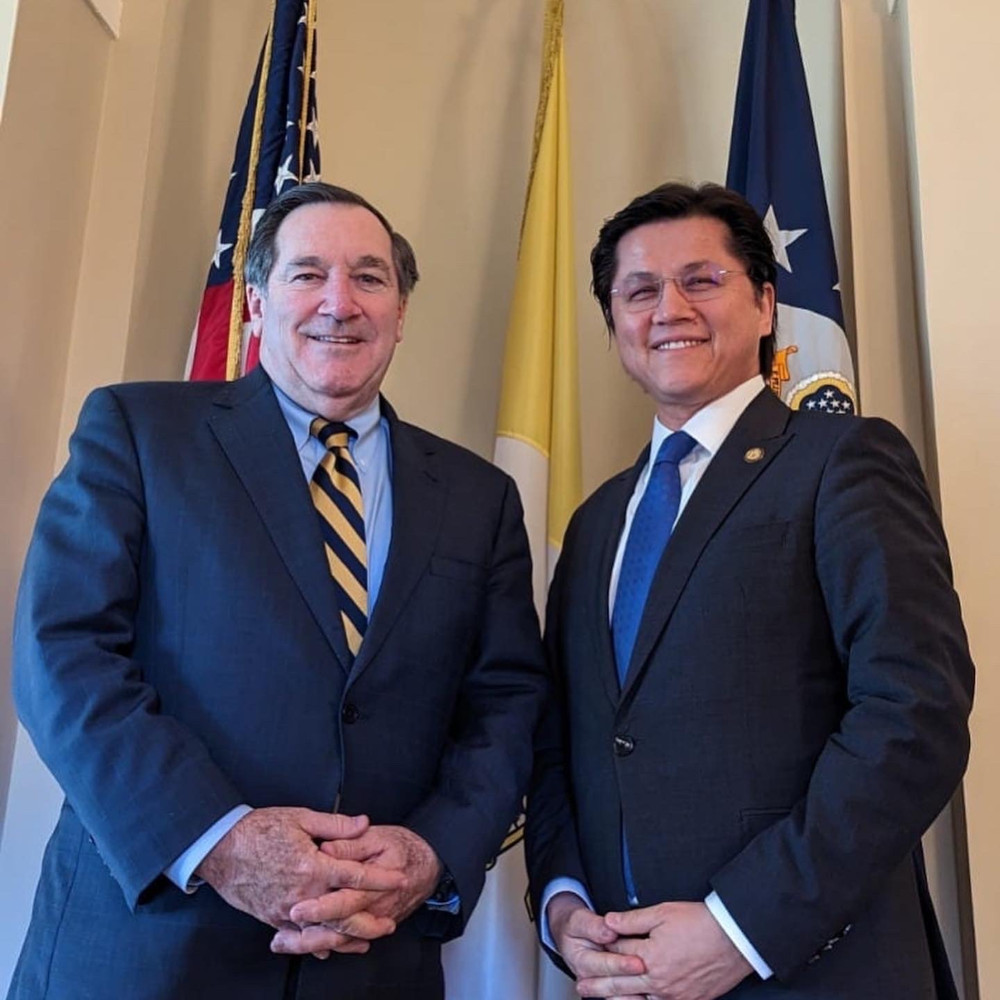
[
  {"xmin": 568, "ymin": 946, "xmax": 646, "ymax": 979},
  {"xmin": 271, "ymin": 923, "xmax": 359, "ymax": 956},
  {"xmin": 289, "ymin": 888, "xmax": 373, "ymax": 925},
  {"xmin": 323, "ymin": 910, "xmax": 396, "ymax": 941},
  {"xmin": 566, "ymin": 906, "xmax": 617, "ymax": 946},
  {"xmin": 573, "ymin": 974, "xmax": 649, "ymax": 998},
  {"xmin": 295, "ymin": 809, "xmax": 370, "ymax": 842},
  {"xmin": 319, "ymin": 837, "xmax": 381, "ymax": 863},
  {"xmin": 604, "ymin": 907, "xmax": 661, "ymax": 937},
  {"xmin": 320, "ymin": 857, "xmax": 407, "ymax": 892},
  {"xmin": 604, "ymin": 937, "xmax": 646, "ymax": 957}
]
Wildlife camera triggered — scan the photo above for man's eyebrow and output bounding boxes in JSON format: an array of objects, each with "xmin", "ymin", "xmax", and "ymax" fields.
[
  {"xmin": 285, "ymin": 255, "xmax": 326, "ymax": 270},
  {"xmin": 622, "ymin": 260, "xmax": 714, "ymax": 279},
  {"xmin": 352, "ymin": 254, "xmax": 391, "ymax": 273}
]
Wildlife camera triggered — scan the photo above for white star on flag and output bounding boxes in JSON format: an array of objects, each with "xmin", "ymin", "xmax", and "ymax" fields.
[
  {"xmin": 763, "ymin": 204, "xmax": 806, "ymax": 272},
  {"xmin": 273, "ymin": 156, "xmax": 298, "ymax": 194},
  {"xmin": 212, "ymin": 230, "xmax": 233, "ymax": 270},
  {"xmin": 307, "ymin": 116, "xmax": 320, "ymax": 139}
]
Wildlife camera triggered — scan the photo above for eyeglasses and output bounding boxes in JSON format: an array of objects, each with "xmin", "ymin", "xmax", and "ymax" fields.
[{"xmin": 610, "ymin": 264, "xmax": 747, "ymax": 312}]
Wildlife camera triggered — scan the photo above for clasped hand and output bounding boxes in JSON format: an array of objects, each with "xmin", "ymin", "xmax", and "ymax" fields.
[
  {"xmin": 196, "ymin": 807, "xmax": 442, "ymax": 959},
  {"xmin": 548, "ymin": 894, "xmax": 752, "ymax": 1000}
]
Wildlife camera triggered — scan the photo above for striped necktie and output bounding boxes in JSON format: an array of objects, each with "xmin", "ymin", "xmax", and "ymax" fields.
[{"xmin": 310, "ymin": 417, "xmax": 368, "ymax": 657}]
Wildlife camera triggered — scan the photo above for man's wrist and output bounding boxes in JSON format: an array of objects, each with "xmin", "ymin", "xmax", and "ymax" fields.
[
  {"xmin": 540, "ymin": 878, "xmax": 593, "ymax": 952},
  {"xmin": 165, "ymin": 804, "xmax": 252, "ymax": 893},
  {"xmin": 425, "ymin": 869, "xmax": 460, "ymax": 913},
  {"xmin": 704, "ymin": 890, "xmax": 773, "ymax": 980}
]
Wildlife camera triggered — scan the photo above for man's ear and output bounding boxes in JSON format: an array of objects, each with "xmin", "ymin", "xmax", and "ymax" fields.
[
  {"xmin": 246, "ymin": 284, "xmax": 265, "ymax": 335},
  {"xmin": 395, "ymin": 296, "xmax": 408, "ymax": 343}
]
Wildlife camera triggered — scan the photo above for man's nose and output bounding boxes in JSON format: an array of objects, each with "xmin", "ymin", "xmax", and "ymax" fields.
[
  {"xmin": 652, "ymin": 277, "xmax": 695, "ymax": 322},
  {"xmin": 319, "ymin": 273, "xmax": 363, "ymax": 320}
]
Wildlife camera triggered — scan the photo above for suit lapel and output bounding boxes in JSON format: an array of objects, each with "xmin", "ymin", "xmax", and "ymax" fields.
[
  {"xmin": 348, "ymin": 400, "xmax": 445, "ymax": 682},
  {"xmin": 207, "ymin": 367, "xmax": 353, "ymax": 673},
  {"xmin": 621, "ymin": 389, "xmax": 793, "ymax": 701}
]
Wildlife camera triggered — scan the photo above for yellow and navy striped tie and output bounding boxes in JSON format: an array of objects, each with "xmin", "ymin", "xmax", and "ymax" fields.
[{"xmin": 310, "ymin": 417, "xmax": 367, "ymax": 656}]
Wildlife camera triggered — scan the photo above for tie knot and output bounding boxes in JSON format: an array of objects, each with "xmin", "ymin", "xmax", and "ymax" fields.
[
  {"xmin": 654, "ymin": 430, "xmax": 697, "ymax": 468},
  {"xmin": 311, "ymin": 417, "xmax": 355, "ymax": 451}
]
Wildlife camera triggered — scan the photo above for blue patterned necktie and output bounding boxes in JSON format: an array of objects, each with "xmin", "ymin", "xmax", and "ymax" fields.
[
  {"xmin": 612, "ymin": 429, "xmax": 696, "ymax": 904},
  {"xmin": 612, "ymin": 430, "xmax": 697, "ymax": 685}
]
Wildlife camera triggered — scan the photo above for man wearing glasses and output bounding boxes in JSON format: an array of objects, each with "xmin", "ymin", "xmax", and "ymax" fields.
[{"xmin": 526, "ymin": 182, "xmax": 973, "ymax": 999}]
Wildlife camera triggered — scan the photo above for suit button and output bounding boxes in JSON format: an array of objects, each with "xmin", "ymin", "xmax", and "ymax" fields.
[
  {"xmin": 613, "ymin": 734, "xmax": 635, "ymax": 756},
  {"xmin": 341, "ymin": 703, "xmax": 360, "ymax": 724}
]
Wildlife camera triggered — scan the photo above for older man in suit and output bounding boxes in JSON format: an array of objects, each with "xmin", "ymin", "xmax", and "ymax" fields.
[
  {"xmin": 525, "ymin": 182, "xmax": 973, "ymax": 999},
  {"xmin": 10, "ymin": 182, "xmax": 546, "ymax": 999}
]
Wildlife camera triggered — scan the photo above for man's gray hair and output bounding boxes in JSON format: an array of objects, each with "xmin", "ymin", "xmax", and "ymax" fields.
[{"xmin": 245, "ymin": 182, "xmax": 419, "ymax": 297}]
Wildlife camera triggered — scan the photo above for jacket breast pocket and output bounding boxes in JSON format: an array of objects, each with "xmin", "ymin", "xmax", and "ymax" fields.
[{"xmin": 739, "ymin": 807, "xmax": 791, "ymax": 842}]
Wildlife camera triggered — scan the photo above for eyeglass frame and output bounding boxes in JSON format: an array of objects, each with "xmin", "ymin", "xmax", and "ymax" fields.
[{"xmin": 610, "ymin": 263, "xmax": 748, "ymax": 313}]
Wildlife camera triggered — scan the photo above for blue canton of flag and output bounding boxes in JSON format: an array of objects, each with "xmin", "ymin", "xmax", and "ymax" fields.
[
  {"xmin": 188, "ymin": 0, "xmax": 320, "ymax": 381},
  {"xmin": 726, "ymin": 0, "xmax": 857, "ymax": 415}
]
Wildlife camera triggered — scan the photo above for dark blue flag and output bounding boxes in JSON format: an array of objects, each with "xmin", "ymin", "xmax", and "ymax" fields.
[
  {"xmin": 188, "ymin": 0, "xmax": 321, "ymax": 381},
  {"xmin": 727, "ymin": 0, "xmax": 856, "ymax": 414}
]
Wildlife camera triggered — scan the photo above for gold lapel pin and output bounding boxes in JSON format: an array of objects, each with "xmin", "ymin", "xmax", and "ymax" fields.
[{"xmin": 744, "ymin": 447, "xmax": 765, "ymax": 463}]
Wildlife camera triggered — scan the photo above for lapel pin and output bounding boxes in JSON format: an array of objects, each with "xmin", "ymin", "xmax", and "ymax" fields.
[{"xmin": 744, "ymin": 447, "xmax": 765, "ymax": 463}]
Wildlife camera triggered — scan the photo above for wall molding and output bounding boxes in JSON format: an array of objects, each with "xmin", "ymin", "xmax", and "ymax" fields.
[{"xmin": 83, "ymin": 0, "xmax": 120, "ymax": 38}]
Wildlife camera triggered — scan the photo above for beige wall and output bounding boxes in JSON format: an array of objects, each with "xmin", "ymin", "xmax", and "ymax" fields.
[
  {"xmin": 0, "ymin": 0, "xmax": 991, "ymax": 994},
  {"xmin": 0, "ymin": 0, "xmax": 110, "ymax": 825},
  {"xmin": 903, "ymin": 3, "xmax": 1000, "ymax": 996}
]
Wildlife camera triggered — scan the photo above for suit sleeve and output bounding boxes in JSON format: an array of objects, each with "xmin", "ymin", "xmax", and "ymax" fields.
[
  {"xmin": 524, "ymin": 512, "xmax": 590, "ymax": 963},
  {"xmin": 709, "ymin": 417, "xmax": 974, "ymax": 980},
  {"xmin": 402, "ymin": 476, "xmax": 547, "ymax": 934},
  {"xmin": 12, "ymin": 388, "xmax": 245, "ymax": 908}
]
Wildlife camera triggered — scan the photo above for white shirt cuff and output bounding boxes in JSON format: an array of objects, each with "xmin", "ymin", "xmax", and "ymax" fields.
[
  {"xmin": 164, "ymin": 804, "xmax": 252, "ymax": 893},
  {"xmin": 539, "ymin": 877, "xmax": 594, "ymax": 952},
  {"xmin": 705, "ymin": 890, "xmax": 773, "ymax": 980}
]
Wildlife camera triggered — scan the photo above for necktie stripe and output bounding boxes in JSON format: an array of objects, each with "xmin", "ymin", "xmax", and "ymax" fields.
[
  {"xmin": 342, "ymin": 616, "xmax": 364, "ymax": 655},
  {"xmin": 326, "ymin": 551, "xmax": 368, "ymax": 621},
  {"xmin": 310, "ymin": 416, "xmax": 368, "ymax": 657},
  {"xmin": 331, "ymin": 452, "xmax": 362, "ymax": 491},
  {"xmin": 312, "ymin": 455, "xmax": 363, "ymax": 505},
  {"xmin": 310, "ymin": 482, "xmax": 367, "ymax": 555},
  {"xmin": 320, "ymin": 532, "xmax": 368, "ymax": 597}
]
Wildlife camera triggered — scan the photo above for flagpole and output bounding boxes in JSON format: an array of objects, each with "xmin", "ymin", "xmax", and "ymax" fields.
[{"xmin": 226, "ymin": 2, "xmax": 277, "ymax": 381}]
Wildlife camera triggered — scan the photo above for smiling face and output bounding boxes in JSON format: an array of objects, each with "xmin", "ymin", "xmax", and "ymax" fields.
[
  {"xmin": 249, "ymin": 201, "xmax": 407, "ymax": 421},
  {"xmin": 610, "ymin": 214, "xmax": 775, "ymax": 429}
]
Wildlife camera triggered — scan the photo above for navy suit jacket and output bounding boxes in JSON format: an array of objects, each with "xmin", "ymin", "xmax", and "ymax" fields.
[
  {"xmin": 11, "ymin": 366, "xmax": 546, "ymax": 1000},
  {"xmin": 526, "ymin": 388, "xmax": 973, "ymax": 998}
]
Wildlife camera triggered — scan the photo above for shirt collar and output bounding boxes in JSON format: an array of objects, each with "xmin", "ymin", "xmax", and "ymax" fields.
[
  {"xmin": 649, "ymin": 375, "xmax": 766, "ymax": 461},
  {"xmin": 269, "ymin": 377, "xmax": 383, "ymax": 450}
]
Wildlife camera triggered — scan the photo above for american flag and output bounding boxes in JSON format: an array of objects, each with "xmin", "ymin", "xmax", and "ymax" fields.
[
  {"xmin": 187, "ymin": 0, "xmax": 320, "ymax": 381},
  {"xmin": 726, "ymin": 0, "xmax": 857, "ymax": 415}
]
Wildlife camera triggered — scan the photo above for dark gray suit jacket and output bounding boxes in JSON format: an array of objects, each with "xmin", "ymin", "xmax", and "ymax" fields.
[
  {"xmin": 526, "ymin": 388, "xmax": 973, "ymax": 998},
  {"xmin": 11, "ymin": 366, "xmax": 546, "ymax": 1000}
]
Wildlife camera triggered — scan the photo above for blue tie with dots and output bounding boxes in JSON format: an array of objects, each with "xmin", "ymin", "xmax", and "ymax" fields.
[
  {"xmin": 612, "ymin": 429, "xmax": 696, "ymax": 904},
  {"xmin": 613, "ymin": 430, "xmax": 697, "ymax": 685}
]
